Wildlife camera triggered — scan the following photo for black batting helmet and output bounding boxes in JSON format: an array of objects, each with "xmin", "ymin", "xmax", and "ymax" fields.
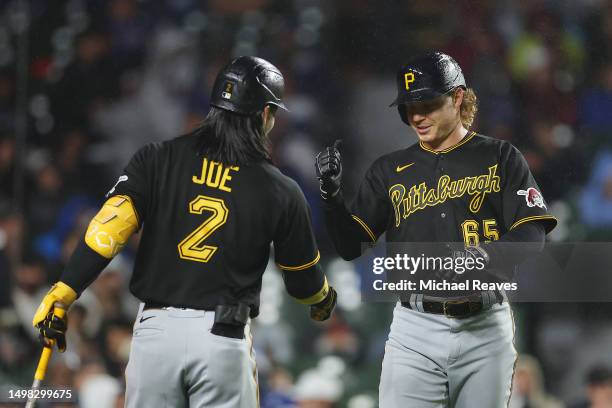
[
  {"xmin": 210, "ymin": 56, "xmax": 288, "ymax": 115},
  {"xmin": 390, "ymin": 52, "xmax": 465, "ymax": 124}
]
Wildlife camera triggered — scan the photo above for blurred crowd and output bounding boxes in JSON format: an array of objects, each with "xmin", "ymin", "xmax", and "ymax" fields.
[{"xmin": 1, "ymin": 0, "xmax": 612, "ymax": 406}]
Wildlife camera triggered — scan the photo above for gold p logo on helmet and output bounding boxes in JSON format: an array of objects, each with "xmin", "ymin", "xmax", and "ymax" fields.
[
  {"xmin": 404, "ymin": 72, "xmax": 415, "ymax": 90},
  {"xmin": 221, "ymin": 82, "xmax": 233, "ymax": 100}
]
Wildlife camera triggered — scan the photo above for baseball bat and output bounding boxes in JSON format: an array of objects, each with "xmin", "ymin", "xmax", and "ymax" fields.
[{"xmin": 25, "ymin": 303, "xmax": 66, "ymax": 408}]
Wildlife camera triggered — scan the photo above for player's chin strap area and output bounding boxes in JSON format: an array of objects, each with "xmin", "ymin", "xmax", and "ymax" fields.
[{"xmin": 212, "ymin": 303, "xmax": 251, "ymax": 339}]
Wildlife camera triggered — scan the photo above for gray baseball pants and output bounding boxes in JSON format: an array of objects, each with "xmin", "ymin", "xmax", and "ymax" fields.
[
  {"xmin": 125, "ymin": 305, "xmax": 258, "ymax": 408},
  {"xmin": 379, "ymin": 302, "xmax": 516, "ymax": 408}
]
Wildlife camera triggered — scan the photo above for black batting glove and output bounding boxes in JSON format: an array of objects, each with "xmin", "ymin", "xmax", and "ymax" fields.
[
  {"xmin": 310, "ymin": 286, "xmax": 337, "ymax": 322},
  {"xmin": 437, "ymin": 243, "xmax": 490, "ymax": 282},
  {"xmin": 36, "ymin": 311, "xmax": 68, "ymax": 352},
  {"xmin": 446, "ymin": 243, "xmax": 490, "ymax": 267},
  {"xmin": 315, "ymin": 140, "xmax": 343, "ymax": 201},
  {"xmin": 464, "ymin": 245, "xmax": 490, "ymax": 266}
]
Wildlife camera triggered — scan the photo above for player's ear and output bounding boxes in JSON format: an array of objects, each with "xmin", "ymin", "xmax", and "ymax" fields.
[{"xmin": 453, "ymin": 88, "xmax": 464, "ymax": 111}]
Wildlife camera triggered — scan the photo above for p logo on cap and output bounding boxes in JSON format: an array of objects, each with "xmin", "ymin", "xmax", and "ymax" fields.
[{"xmin": 404, "ymin": 72, "xmax": 415, "ymax": 90}]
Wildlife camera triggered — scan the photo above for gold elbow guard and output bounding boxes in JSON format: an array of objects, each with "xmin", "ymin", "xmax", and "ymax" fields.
[{"xmin": 85, "ymin": 195, "xmax": 139, "ymax": 258}]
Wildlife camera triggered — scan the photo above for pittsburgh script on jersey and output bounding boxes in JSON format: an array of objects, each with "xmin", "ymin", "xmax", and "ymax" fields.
[
  {"xmin": 192, "ymin": 158, "xmax": 240, "ymax": 192},
  {"xmin": 389, "ymin": 165, "xmax": 501, "ymax": 227}
]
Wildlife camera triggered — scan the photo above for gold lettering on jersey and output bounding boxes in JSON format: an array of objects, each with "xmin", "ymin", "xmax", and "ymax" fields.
[
  {"xmin": 218, "ymin": 167, "xmax": 237, "ymax": 192},
  {"xmin": 389, "ymin": 165, "xmax": 500, "ymax": 227},
  {"xmin": 192, "ymin": 158, "xmax": 240, "ymax": 192}
]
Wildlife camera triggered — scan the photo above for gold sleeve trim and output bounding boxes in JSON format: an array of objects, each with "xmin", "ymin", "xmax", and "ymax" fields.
[
  {"xmin": 509, "ymin": 215, "xmax": 557, "ymax": 231},
  {"xmin": 295, "ymin": 277, "xmax": 329, "ymax": 305},
  {"xmin": 277, "ymin": 251, "xmax": 321, "ymax": 271},
  {"xmin": 419, "ymin": 131, "xmax": 476, "ymax": 154},
  {"xmin": 351, "ymin": 214, "xmax": 376, "ymax": 242}
]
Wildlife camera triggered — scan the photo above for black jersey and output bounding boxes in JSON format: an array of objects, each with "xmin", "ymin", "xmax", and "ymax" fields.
[
  {"xmin": 350, "ymin": 131, "xmax": 557, "ymax": 244},
  {"xmin": 109, "ymin": 134, "xmax": 320, "ymax": 314}
]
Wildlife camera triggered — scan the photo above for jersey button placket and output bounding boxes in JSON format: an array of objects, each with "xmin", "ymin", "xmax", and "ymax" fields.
[
  {"xmin": 435, "ymin": 155, "xmax": 449, "ymax": 230},
  {"xmin": 435, "ymin": 154, "xmax": 444, "ymax": 174}
]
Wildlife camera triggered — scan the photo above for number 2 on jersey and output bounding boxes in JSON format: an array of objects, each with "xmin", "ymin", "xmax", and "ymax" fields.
[{"xmin": 178, "ymin": 195, "xmax": 228, "ymax": 263}]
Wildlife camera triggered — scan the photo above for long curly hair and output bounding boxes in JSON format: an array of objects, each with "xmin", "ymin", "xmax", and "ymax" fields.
[{"xmin": 459, "ymin": 88, "xmax": 478, "ymax": 129}]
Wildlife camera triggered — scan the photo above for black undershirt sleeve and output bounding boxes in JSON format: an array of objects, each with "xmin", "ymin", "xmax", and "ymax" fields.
[
  {"xmin": 499, "ymin": 220, "xmax": 545, "ymax": 244},
  {"xmin": 323, "ymin": 157, "xmax": 389, "ymax": 261},
  {"xmin": 282, "ymin": 263, "xmax": 326, "ymax": 301},
  {"xmin": 323, "ymin": 193, "xmax": 372, "ymax": 261},
  {"xmin": 484, "ymin": 221, "xmax": 546, "ymax": 280},
  {"xmin": 61, "ymin": 239, "xmax": 112, "ymax": 296}
]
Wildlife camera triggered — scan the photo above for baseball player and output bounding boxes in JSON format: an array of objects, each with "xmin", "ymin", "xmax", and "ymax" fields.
[
  {"xmin": 315, "ymin": 52, "xmax": 557, "ymax": 407},
  {"xmin": 32, "ymin": 56, "xmax": 337, "ymax": 408}
]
